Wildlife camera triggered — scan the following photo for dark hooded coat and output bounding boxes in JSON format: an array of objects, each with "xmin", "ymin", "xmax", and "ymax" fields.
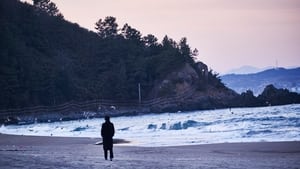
[{"xmin": 101, "ymin": 119, "xmax": 115, "ymax": 149}]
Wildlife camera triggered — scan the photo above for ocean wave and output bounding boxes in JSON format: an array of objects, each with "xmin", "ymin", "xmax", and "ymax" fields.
[
  {"xmin": 0, "ymin": 104, "xmax": 299, "ymax": 147},
  {"xmin": 246, "ymin": 130, "xmax": 273, "ymax": 136}
]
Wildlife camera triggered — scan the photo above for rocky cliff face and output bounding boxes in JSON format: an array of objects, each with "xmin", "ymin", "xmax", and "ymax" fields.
[
  {"xmin": 149, "ymin": 63, "xmax": 199, "ymax": 98},
  {"xmin": 146, "ymin": 62, "xmax": 239, "ymax": 112}
]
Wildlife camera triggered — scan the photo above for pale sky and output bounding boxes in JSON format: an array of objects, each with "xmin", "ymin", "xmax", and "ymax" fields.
[{"xmin": 24, "ymin": 0, "xmax": 300, "ymax": 73}]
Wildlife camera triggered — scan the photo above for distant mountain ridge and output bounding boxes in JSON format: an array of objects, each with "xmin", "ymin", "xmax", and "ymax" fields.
[
  {"xmin": 221, "ymin": 67, "xmax": 300, "ymax": 95},
  {"xmin": 225, "ymin": 65, "xmax": 269, "ymax": 75}
]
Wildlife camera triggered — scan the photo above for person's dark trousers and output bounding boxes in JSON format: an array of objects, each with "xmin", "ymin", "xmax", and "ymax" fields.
[
  {"xmin": 103, "ymin": 137, "xmax": 113, "ymax": 160},
  {"xmin": 104, "ymin": 148, "xmax": 114, "ymax": 160}
]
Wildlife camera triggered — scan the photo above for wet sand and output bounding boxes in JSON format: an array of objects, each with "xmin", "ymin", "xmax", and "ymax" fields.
[{"xmin": 0, "ymin": 134, "xmax": 299, "ymax": 169}]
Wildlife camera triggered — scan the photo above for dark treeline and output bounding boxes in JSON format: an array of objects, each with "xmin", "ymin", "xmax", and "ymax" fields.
[{"xmin": 0, "ymin": 0, "xmax": 205, "ymax": 109}]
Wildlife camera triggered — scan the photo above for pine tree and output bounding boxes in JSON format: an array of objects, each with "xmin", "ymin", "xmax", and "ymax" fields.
[{"xmin": 32, "ymin": 0, "xmax": 63, "ymax": 18}]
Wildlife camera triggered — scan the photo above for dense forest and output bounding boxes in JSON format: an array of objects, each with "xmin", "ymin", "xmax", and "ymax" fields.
[{"xmin": 0, "ymin": 0, "xmax": 212, "ymax": 109}]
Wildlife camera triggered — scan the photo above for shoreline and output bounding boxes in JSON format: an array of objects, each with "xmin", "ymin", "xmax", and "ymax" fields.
[
  {"xmin": 2, "ymin": 133, "xmax": 299, "ymax": 148},
  {"xmin": 1, "ymin": 134, "xmax": 300, "ymax": 169},
  {"xmin": 2, "ymin": 104, "xmax": 299, "ymax": 126}
]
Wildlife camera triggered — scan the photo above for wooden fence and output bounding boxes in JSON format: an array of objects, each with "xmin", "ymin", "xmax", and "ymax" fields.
[{"xmin": 0, "ymin": 86, "xmax": 197, "ymax": 118}]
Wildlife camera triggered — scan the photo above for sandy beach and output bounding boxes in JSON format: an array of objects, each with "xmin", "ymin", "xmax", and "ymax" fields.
[{"xmin": 0, "ymin": 134, "xmax": 299, "ymax": 169}]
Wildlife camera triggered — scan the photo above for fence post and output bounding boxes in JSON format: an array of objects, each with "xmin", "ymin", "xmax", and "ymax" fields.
[{"xmin": 138, "ymin": 83, "xmax": 141, "ymax": 104}]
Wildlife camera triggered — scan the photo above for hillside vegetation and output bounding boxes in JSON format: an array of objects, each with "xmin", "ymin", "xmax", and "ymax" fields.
[{"xmin": 0, "ymin": 0, "xmax": 219, "ymax": 110}]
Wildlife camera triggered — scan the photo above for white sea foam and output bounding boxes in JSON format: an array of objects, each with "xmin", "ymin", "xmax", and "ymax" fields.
[{"xmin": 1, "ymin": 104, "xmax": 300, "ymax": 147}]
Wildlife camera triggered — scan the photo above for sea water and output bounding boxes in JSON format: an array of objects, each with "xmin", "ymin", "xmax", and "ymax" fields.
[{"xmin": 1, "ymin": 104, "xmax": 300, "ymax": 147}]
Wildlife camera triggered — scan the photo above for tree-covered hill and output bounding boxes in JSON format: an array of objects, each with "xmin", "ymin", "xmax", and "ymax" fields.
[{"xmin": 0, "ymin": 0, "xmax": 211, "ymax": 110}]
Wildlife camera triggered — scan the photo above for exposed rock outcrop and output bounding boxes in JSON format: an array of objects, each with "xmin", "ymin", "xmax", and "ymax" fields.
[{"xmin": 145, "ymin": 62, "xmax": 240, "ymax": 112}]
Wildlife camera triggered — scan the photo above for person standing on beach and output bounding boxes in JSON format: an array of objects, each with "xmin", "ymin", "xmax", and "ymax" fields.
[{"xmin": 101, "ymin": 115, "xmax": 115, "ymax": 161}]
